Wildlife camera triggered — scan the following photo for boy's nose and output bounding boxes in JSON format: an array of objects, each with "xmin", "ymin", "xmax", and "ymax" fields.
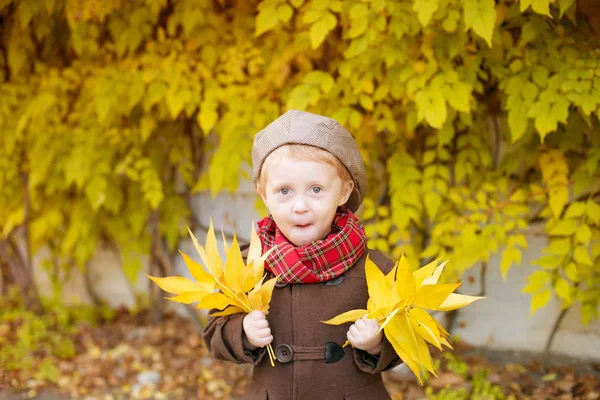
[{"xmin": 293, "ymin": 198, "xmax": 309, "ymax": 214}]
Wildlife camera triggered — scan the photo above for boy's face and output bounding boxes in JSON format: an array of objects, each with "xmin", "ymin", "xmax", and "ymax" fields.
[{"xmin": 259, "ymin": 156, "xmax": 354, "ymax": 247}]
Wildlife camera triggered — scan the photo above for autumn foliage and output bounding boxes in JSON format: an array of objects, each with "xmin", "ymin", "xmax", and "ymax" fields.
[{"xmin": 0, "ymin": 0, "xmax": 599, "ymax": 331}]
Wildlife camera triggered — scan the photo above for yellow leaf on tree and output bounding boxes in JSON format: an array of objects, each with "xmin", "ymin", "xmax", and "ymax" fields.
[
  {"xmin": 530, "ymin": 288, "xmax": 552, "ymax": 315},
  {"xmin": 463, "ymin": 0, "xmax": 496, "ymax": 47},
  {"xmin": 413, "ymin": 0, "xmax": 439, "ymax": 27}
]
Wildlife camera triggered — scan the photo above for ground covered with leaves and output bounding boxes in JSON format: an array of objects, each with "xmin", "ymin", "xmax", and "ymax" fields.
[{"xmin": 1, "ymin": 309, "xmax": 599, "ymax": 400}]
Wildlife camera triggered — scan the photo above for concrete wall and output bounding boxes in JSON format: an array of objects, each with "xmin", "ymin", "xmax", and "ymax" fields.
[{"xmin": 35, "ymin": 182, "xmax": 600, "ymax": 360}]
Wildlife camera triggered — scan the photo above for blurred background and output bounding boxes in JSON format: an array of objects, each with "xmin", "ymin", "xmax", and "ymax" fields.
[{"xmin": 1, "ymin": 0, "xmax": 600, "ymax": 398}]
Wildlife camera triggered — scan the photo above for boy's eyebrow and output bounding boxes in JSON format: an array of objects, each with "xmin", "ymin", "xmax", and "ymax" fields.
[{"xmin": 269, "ymin": 178, "xmax": 330, "ymax": 188}]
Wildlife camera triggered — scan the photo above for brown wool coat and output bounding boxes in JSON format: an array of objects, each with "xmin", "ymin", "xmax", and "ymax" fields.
[{"xmin": 203, "ymin": 249, "xmax": 402, "ymax": 400}]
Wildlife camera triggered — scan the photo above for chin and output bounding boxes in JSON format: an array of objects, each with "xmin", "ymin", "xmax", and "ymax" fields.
[{"xmin": 289, "ymin": 237, "xmax": 311, "ymax": 247}]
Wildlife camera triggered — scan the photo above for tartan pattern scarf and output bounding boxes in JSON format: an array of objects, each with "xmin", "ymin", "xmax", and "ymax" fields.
[{"xmin": 256, "ymin": 208, "xmax": 367, "ymax": 284}]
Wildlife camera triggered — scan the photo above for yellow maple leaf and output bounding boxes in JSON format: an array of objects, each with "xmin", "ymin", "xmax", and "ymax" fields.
[
  {"xmin": 148, "ymin": 220, "xmax": 277, "ymax": 365},
  {"xmin": 322, "ymin": 254, "xmax": 484, "ymax": 385}
]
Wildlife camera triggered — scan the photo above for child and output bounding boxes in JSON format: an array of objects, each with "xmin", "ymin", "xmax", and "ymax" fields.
[{"xmin": 203, "ymin": 110, "xmax": 401, "ymax": 399}]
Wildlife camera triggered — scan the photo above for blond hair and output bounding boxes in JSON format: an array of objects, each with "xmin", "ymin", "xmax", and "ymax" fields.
[{"xmin": 256, "ymin": 144, "xmax": 353, "ymax": 198}]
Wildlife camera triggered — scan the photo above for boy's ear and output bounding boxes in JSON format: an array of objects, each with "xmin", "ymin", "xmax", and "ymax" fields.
[
  {"xmin": 256, "ymin": 184, "xmax": 268, "ymax": 204},
  {"xmin": 338, "ymin": 180, "xmax": 355, "ymax": 206}
]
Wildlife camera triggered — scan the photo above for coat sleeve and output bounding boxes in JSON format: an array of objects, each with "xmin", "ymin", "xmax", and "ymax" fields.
[
  {"xmin": 352, "ymin": 250, "xmax": 402, "ymax": 374},
  {"xmin": 202, "ymin": 243, "xmax": 267, "ymax": 365},
  {"xmin": 202, "ymin": 311, "xmax": 267, "ymax": 365}
]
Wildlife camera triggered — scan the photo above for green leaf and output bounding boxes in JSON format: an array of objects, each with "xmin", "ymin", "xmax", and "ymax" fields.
[{"xmin": 463, "ymin": 0, "xmax": 496, "ymax": 47}]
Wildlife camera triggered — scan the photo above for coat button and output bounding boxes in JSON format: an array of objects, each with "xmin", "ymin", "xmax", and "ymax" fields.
[
  {"xmin": 275, "ymin": 344, "xmax": 294, "ymax": 363},
  {"xmin": 324, "ymin": 274, "xmax": 346, "ymax": 287},
  {"xmin": 275, "ymin": 280, "xmax": 288, "ymax": 288}
]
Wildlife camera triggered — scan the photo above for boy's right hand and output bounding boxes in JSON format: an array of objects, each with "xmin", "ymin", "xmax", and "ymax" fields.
[{"xmin": 242, "ymin": 310, "xmax": 273, "ymax": 350}]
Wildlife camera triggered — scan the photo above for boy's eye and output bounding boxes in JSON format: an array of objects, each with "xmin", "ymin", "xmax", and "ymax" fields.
[
  {"xmin": 280, "ymin": 188, "xmax": 290, "ymax": 195},
  {"xmin": 311, "ymin": 187, "xmax": 322, "ymax": 194}
]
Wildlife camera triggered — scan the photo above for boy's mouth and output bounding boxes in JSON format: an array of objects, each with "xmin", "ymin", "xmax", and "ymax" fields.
[{"xmin": 295, "ymin": 223, "xmax": 312, "ymax": 229}]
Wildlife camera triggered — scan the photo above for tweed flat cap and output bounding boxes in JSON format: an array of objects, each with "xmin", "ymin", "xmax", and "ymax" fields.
[{"xmin": 252, "ymin": 109, "xmax": 367, "ymax": 212}]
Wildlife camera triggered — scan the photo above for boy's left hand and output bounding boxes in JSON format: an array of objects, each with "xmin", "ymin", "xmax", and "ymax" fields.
[{"xmin": 347, "ymin": 317, "xmax": 383, "ymax": 356}]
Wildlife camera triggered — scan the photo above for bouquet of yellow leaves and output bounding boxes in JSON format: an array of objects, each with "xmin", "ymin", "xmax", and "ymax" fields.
[
  {"xmin": 322, "ymin": 255, "xmax": 483, "ymax": 385},
  {"xmin": 147, "ymin": 222, "xmax": 278, "ymax": 366}
]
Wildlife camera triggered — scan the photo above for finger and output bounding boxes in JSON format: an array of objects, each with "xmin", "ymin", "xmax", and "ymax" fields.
[
  {"xmin": 257, "ymin": 327, "xmax": 272, "ymax": 337},
  {"xmin": 254, "ymin": 319, "xmax": 269, "ymax": 329},
  {"xmin": 349, "ymin": 325, "xmax": 359, "ymax": 336},
  {"xmin": 355, "ymin": 318, "xmax": 366, "ymax": 329},
  {"xmin": 347, "ymin": 330, "xmax": 356, "ymax": 345},
  {"xmin": 250, "ymin": 310, "xmax": 266, "ymax": 320},
  {"xmin": 255, "ymin": 334, "xmax": 273, "ymax": 347},
  {"xmin": 365, "ymin": 317, "xmax": 380, "ymax": 329},
  {"xmin": 261, "ymin": 335, "xmax": 274, "ymax": 346}
]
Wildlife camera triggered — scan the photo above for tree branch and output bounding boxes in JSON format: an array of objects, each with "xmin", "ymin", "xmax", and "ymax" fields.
[
  {"xmin": 82, "ymin": 262, "xmax": 104, "ymax": 307},
  {"xmin": 478, "ymin": 261, "xmax": 487, "ymax": 297},
  {"xmin": 0, "ymin": 240, "xmax": 25, "ymax": 291},
  {"xmin": 541, "ymin": 307, "xmax": 569, "ymax": 373}
]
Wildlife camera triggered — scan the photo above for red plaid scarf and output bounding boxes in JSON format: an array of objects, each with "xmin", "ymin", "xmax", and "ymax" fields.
[{"xmin": 256, "ymin": 208, "xmax": 367, "ymax": 284}]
